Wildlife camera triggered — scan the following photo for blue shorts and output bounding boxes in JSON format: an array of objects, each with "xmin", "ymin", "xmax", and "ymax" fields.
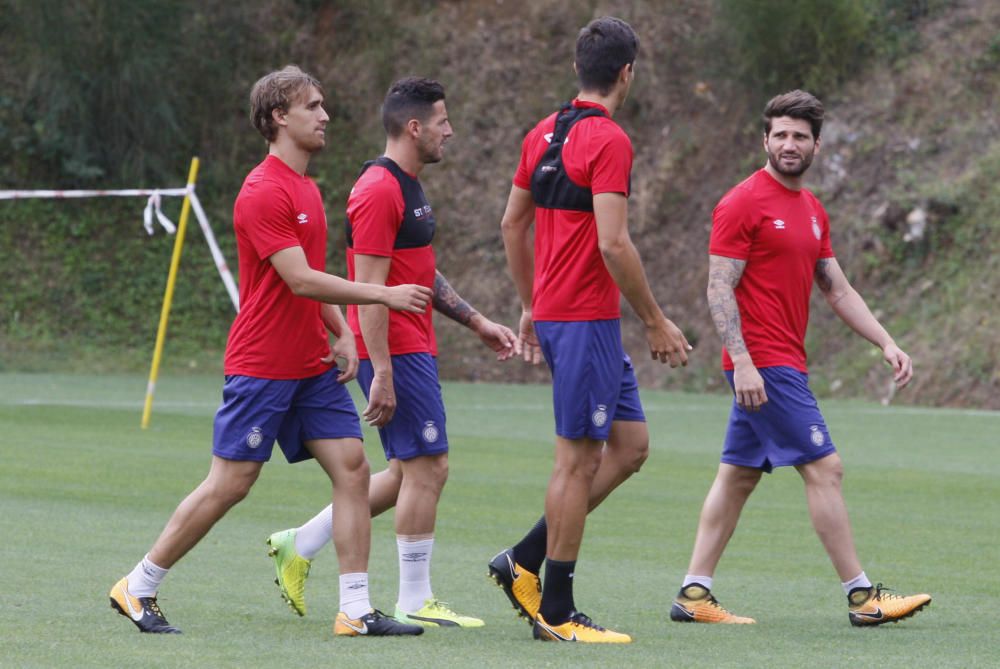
[
  {"xmin": 721, "ymin": 366, "xmax": 836, "ymax": 473},
  {"xmin": 357, "ymin": 353, "xmax": 448, "ymax": 461},
  {"xmin": 535, "ymin": 319, "xmax": 646, "ymax": 441},
  {"xmin": 212, "ymin": 368, "xmax": 363, "ymax": 464}
]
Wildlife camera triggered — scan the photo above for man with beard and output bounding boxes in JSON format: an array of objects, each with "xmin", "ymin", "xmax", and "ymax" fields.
[
  {"xmin": 265, "ymin": 77, "xmax": 518, "ymax": 630},
  {"xmin": 669, "ymin": 89, "xmax": 931, "ymax": 627}
]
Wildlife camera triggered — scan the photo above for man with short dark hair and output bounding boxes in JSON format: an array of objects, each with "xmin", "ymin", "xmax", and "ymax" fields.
[
  {"xmin": 490, "ymin": 17, "xmax": 691, "ymax": 643},
  {"xmin": 265, "ymin": 77, "xmax": 518, "ymax": 630},
  {"xmin": 109, "ymin": 65, "xmax": 431, "ymax": 637},
  {"xmin": 669, "ymin": 89, "xmax": 931, "ymax": 627}
]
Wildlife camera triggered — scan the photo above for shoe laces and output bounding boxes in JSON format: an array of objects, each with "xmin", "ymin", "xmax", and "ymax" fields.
[
  {"xmin": 364, "ymin": 609, "xmax": 388, "ymax": 622},
  {"xmin": 871, "ymin": 583, "xmax": 901, "ymax": 601},
  {"xmin": 426, "ymin": 599, "xmax": 457, "ymax": 615},
  {"xmin": 145, "ymin": 597, "xmax": 165, "ymax": 618},
  {"xmin": 569, "ymin": 611, "xmax": 606, "ymax": 631}
]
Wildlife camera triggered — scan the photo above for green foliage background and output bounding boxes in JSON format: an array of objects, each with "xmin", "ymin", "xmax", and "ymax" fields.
[{"xmin": 1, "ymin": 0, "xmax": 997, "ymax": 406}]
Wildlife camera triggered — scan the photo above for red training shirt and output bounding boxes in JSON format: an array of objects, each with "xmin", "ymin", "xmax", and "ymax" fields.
[
  {"xmin": 709, "ymin": 168, "xmax": 834, "ymax": 373},
  {"xmin": 346, "ymin": 165, "xmax": 437, "ymax": 358},
  {"xmin": 513, "ymin": 99, "xmax": 632, "ymax": 321},
  {"xmin": 224, "ymin": 155, "xmax": 332, "ymax": 379}
]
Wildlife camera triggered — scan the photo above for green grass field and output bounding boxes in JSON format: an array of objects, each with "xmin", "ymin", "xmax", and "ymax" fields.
[{"xmin": 1, "ymin": 372, "xmax": 997, "ymax": 668}]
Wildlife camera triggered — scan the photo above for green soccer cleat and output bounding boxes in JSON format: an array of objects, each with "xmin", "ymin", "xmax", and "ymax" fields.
[
  {"xmin": 266, "ymin": 528, "xmax": 311, "ymax": 616},
  {"xmin": 394, "ymin": 598, "xmax": 485, "ymax": 628}
]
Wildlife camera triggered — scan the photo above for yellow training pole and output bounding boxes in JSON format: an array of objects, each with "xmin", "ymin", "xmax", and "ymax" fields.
[{"xmin": 142, "ymin": 157, "xmax": 200, "ymax": 429}]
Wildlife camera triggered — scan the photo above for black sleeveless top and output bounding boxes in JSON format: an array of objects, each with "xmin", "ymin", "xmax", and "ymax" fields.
[
  {"xmin": 346, "ymin": 156, "xmax": 436, "ymax": 249},
  {"xmin": 529, "ymin": 103, "xmax": 609, "ymax": 212}
]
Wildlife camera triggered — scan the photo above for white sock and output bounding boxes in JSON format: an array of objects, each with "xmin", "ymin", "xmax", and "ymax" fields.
[
  {"xmin": 126, "ymin": 554, "xmax": 169, "ymax": 597},
  {"xmin": 396, "ymin": 536, "xmax": 434, "ymax": 613},
  {"xmin": 842, "ymin": 571, "xmax": 872, "ymax": 594},
  {"xmin": 295, "ymin": 505, "xmax": 333, "ymax": 559},
  {"xmin": 683, "ymin": 574, "xmax": 713, "ymax": 591},
  {"xmin": 339, "ymin": 572, "xmax": 372, "ymax": 619}
]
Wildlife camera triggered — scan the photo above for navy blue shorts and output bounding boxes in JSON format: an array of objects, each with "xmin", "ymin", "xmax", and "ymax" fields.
[
  {"xmin": 212, "ymin": 368, "xmax": 363, "ymax": 464},
  {"xmin": 721, "ymin": 366, "xmax": 836, "ymax": 473},
  {"xmin": 535, "ymin": 319, "xmax": 646, "ymax": 441},
  {"xmin": 357, "ymin": 353, "xmax": 448, "ymax": 461}
]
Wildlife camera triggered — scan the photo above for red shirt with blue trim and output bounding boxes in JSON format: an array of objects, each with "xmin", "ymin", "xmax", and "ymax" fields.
[
  {"xmin": 709, "ymin": 168, "xmax": 835, "ymax": 373},
  {"xmin": 346, "ymin": 164, "xmax": 437, "ymax": 358},
  {"xmin": 513, "ymin": 99, "xmax": 633, "ymax": 321},
  {"xmin": 224, "ymin": 155, "xmax": 332, "ymax": 379}
]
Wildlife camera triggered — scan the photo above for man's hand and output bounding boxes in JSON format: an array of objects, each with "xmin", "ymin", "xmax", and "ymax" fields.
[
  {"xmin": 383, "ymin": 284, "xmax": 432, "ymax": 313},
  {"xmin": 883, "ymin": 342, "xmax": 913, "ymax": 389},
  {"xmin": 321, "ymin": 329, "xmax": 359, "ymax": 383},
  {"xmin": 733, "ymin": 356, "xmax": 767, "ymax": 411},
  {"xmin": 646, "ymin": 317, "xmax": 692, "ymax": 368},
  {"xmin": 518, "ymin": 311, "xmax": 543, "ymax": 365},
  {"xmin": 363, "ymin": 371, "xmax": 395, "ymax": 427},
  {"xmin": 470, "ymin": 314, "xmax": 520, "ymax": 361}
]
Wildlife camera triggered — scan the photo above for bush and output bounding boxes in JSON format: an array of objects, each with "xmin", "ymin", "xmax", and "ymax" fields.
[{"xmin": 713, "ymin": 0, "xmax": 934, "ymax": 98}]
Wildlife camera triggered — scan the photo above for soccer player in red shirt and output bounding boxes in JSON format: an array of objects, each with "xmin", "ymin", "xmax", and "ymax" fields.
[
  {"xmin": 489, "ymin": 17, "xmax": 691, "ymax": 643},
  {"xmin": 265, "ymin": 77, "xmax": 518, "ymax": 628},
  {"xmin": 109, "ymin": 66, "xmax": 431, "ymax": 637},
  {"xmin": 669, "ymin": 90, "xmax": 931, "ymax": 627}
]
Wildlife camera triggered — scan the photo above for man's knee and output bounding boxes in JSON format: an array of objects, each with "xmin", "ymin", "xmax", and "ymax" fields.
[
  {"xmin": 799, "ymin": 454, "xmax": 844, "ymax": 487},
  {"xmin": 402, "ymin": 453, "xmax": 449, "ymax": 492},
  {"xmin": 720, "ymin": 465, "xmax": 762, "ymax": 497},
  {"xmin": 204, "ymin": 472, "xmax": 256, "ymax": 507},
  {"xmin": 609, "ymin": 423, "xmax": 650, "ymax": 473}
]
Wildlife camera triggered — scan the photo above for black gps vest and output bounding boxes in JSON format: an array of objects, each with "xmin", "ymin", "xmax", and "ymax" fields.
[
  {"xmin": 529, "ymin": 103, "xmax": 609, "ymax": 212},
  {"xmin": 346, "ymin": 156, "xmax": 436, "ymax": 249}
]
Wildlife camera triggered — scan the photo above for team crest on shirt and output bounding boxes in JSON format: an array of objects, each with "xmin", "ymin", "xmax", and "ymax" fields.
[
  {"xmin": 592, "ymin": 405, "xmax": 609, "ymax": 428},
  {"xmin": 809, "ymin": 425, "xmax": 825, "ymax": 447},
  {"xmin": 247, "ymin": 426, "xmax": 263, "ymax": 449},
  {"xmin": 811, "ymin": 216, "xmax": 821, "ymax": 240},
  {"xmin": 422, "ymin": 421, "xmax": 440, "ymax": 443}
]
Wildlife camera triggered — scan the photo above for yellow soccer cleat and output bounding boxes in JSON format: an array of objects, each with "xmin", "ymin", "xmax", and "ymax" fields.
[
  {"xmin": 266, "ymin": 529, "xmax": 311, "ymax": 616},
  {"xmin": 109, "ymin": 577, "xmax": 181, "ymax": 634},
  {"xmin": 394, "ymin": 598, "xmax": 485, "ymax": 628},
  {"xmin": 487, "ymin": 548, "xmax": 541, "ymax": 624},
  {"xmin": 533, "ymin": 611, "xmax": 632, "ymax": 643},
  {"xmin": 848, "ymin": 583, "xmax": 931, "ymax": 627},
  {"xmin": 669, "ymin": 584, "xmax": 756, "ymax": 624}
]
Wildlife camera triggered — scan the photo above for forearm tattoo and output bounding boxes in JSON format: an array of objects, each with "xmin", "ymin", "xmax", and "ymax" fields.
[
  {"xmin": 707, "ymin": 257, "xmax": 748, "ymax": 356},
  {"xmin": 433, "ymin": 270, "xmax": 477, "ymax": 326},
  {"xmin": 814, "ymin": 258, "xmax": 834, "ymax": 294}
]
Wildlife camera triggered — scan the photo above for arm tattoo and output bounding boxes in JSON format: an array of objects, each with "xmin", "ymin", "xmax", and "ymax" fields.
[
  {"xmin": 433, "ymin": 270, "xmax": 478, "ymax": 326},
  {"xmin": 814, "ymin": 258, "xmax": 834, "ymax": 294},
  {"xmin": 707, "ymin": 257, "xmax": 748, "ymax": 356}
]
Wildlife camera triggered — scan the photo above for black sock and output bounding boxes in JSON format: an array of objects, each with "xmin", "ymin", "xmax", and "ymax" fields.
[
  {"xmin": 511, "ymin": 515, "xmax": 547, "ymax": 574},
  {"xmin": 538, "ymin": 558, "xmax": 576, "ymax": 625}
]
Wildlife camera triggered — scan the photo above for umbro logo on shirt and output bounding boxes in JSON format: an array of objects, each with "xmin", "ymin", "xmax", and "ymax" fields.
[
  {"xmin": 297, "ymin": 213, "xmax": 309, "ymax": 225},
  {"xmin": 773, "ymin": 219, "xmax": 786, "ymax": 230}
]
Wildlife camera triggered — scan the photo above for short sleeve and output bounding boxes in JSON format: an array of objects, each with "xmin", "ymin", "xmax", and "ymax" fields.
[
  {"xmin": 709, "ymin": 188, "xmax": 755, "ymax": 259},
  {"xmin": 347, "ymin": 168, "xmax": 405, "ymax": 257},
  {"xmin": 587, "ymin": 126, "xmax": 632, "ymax": 196},
  {"xmin": 235, "ymin": 181, "xmax": 300, "ymax": 260},
  {"xmin": 512, "ymin": 127, "xmax": 539, "ymax": 190},
  {"xmin": 817, "ymin": 200, "xmax": 835, "ymax": 258}
]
